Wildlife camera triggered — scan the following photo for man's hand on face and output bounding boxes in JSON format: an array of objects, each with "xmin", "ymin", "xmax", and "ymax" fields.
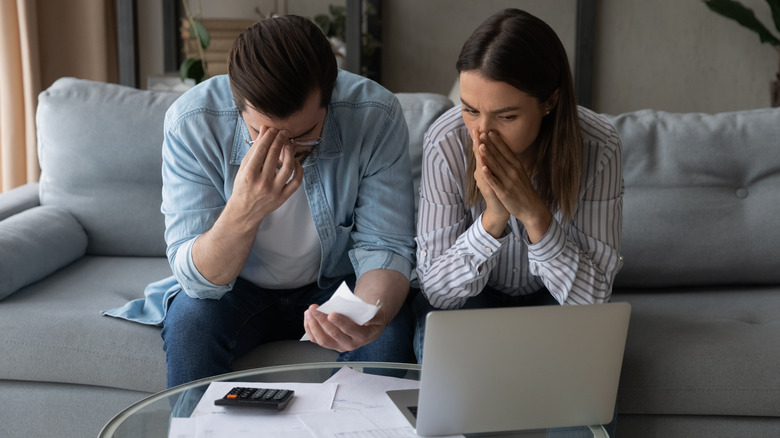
[
  {"xmin": 227, "ymin": 126, "xmax": 304, "ymax": 229},
  {"xmin": 302, "ymin": 304, "xmax": 387, "ymax": 353}
]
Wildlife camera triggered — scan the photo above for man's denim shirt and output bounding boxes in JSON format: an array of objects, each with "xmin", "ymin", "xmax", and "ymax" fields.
[{"xmin": 104, "ymin": 71, "xmax": 416, "ymax": 325}]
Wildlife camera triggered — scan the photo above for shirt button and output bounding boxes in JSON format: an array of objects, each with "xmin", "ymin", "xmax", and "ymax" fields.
[
  {"xmin": 421, "ymin": 250, "xmax": 427, "ymax": 257},
  {"xmin": 513, "ymin": 236, "xmax": 521, "ymax": 242},
  {"xmin": 512, "ymin": 267, "xmax": 518, "ymax": 273},
  {"xmin": 485, "ymin": 247, "xmax": 492, "ymax": 253}
]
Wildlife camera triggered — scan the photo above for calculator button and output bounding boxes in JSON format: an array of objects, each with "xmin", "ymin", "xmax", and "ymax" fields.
[{"xmin": 215, "ymin": 386, "xmax": 294, "ymax": 410}]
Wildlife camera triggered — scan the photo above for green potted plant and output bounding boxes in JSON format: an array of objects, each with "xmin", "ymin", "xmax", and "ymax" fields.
[
  {"xmin": 314, "ymin": 4, "xmax": 381, "ymax": 77},
  {"xmin": 180, "ymin": 0, "xmax": 210, "ymax": 84},
  {"xmin": 704, "ymin": 0, "xmax": 780, "ymax": 106},
  {"xmin": 315, "ymin": 5, "xmax": 348, "ymax": 68}
]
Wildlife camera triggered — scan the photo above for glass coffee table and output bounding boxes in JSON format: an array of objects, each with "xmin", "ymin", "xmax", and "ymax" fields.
[{"xmin": 99, "ymin": 362, "xmax": 609, "ymax": 437}]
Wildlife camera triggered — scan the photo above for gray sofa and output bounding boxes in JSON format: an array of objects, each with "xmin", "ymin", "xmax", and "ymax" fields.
[
  {"xmin": 0, "ymin": 77, "xmax": 778, "ymax": 437},
  {"xmin": 607, "ymin": 107, "xmax": 780, "ymax": 437}
]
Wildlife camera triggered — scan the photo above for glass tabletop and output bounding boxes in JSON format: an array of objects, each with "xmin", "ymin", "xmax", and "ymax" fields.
[{"xmin": 99, "ymin": 362, "xmax": 608, "ymax": 438}]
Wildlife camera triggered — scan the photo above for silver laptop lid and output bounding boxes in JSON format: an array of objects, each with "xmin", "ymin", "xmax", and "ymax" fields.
[{"xmin": 415, "ymin": 302, "xmax": 631, "ymax": 436}]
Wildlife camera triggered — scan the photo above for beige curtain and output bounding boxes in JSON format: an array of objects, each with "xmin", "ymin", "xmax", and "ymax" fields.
[
  {"xmin": 0, "ymin": 0, "xmax": 118, "ymax": 193},
  {"xmin": 0, "ymin": 0, "xmax": 39, "ymax": 193}
]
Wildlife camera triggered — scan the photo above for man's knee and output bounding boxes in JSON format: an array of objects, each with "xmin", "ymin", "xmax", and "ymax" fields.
[{"xmin": 162, "ymin": 292, "xmax": 225, "ymax": 347}]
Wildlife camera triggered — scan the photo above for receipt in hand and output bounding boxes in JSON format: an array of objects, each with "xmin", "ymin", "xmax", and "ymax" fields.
[{"xmin": 300, "ymin": 282, "xmax": 381, "ymax": 341}]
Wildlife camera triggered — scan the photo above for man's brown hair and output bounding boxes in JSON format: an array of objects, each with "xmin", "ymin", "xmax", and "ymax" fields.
[{"xmin": 228, "ymin": 15, "xmax": 338, "ymax": 118}]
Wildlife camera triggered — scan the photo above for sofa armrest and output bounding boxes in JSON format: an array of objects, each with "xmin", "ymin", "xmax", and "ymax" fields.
[
  {"xmin": 0, "ymin": 205, "xmax": 87, "ymax": 300},
  {"xmin": 0, "ymin": 182, "xmax": 40, "ymax": 221}
]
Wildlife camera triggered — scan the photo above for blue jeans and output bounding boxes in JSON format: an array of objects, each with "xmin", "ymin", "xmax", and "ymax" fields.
[{"xmin": 162, "ymin": 276, "xmax": 415, "ymax": 388}]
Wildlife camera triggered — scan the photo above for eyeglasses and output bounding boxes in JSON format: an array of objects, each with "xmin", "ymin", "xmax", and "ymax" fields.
[{"xmin": 244, "ymin": 132, "xmax": 325, "ymax": 149}]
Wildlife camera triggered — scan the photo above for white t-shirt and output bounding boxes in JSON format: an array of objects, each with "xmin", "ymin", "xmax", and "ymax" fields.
[{"xmin": 240, "ymin": 185, "xmax": 322, "ymax": 289}]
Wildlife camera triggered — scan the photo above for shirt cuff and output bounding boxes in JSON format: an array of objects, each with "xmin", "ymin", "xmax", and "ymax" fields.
[
  {"xmin": 526, "ymin": 218, "xmax": 566, "ymax": 263},
  {"xmin": 350, "ymin": 247, "xmax": 413, "ymax": 281},
  {"xmin": 465, "ymin": 213, "xmax": 507, "ymax": 263},
  {"xmin": 171, "ymin": 238, "xmax": 234, "ymax": 299}
]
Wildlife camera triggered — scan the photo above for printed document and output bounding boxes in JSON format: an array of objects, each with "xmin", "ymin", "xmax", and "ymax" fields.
[{"xmin": 167, "ymin": 366, "xmax": 463, "ymax": 438}]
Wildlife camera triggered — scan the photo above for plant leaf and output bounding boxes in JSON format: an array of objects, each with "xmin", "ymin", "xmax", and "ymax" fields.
[
  {"xmin": 314, "ymin": 14, "xmax": 331, "ymax": 36},
  {"xmin": 190, "ymin": 19, "xmax": 211, "ymax": 49},
  {"xmin": 705, "ymin": 0, "xmax": 780, "ymax": 45},
  {"xmin": 768, "ymin": 0, "xmax": 780, "ymax": 33},
  {"xmin": 332, "ymin": 13, "xmax": 345, "ymax": 39},
  {"xmin": 180, "ymin": 58, "xmax": 206, "ymax": 83}
]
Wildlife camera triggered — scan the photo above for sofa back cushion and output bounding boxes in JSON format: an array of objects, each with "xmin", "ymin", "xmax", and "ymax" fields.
[
  {"xmin": 606, "ymin": 107, "xmax": 780, "ymax": 288},
  {"xmin": 37, "ymin": 78, "xmax": 179, "ymax": 256},
  {"xmin": 395, "ymin": 93, "xmax": 454, "ymax": 216}
]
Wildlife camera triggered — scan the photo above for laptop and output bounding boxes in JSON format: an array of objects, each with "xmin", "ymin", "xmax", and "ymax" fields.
[{"xmin": 387, "ymin": 302, "xmax": 631, "ymax": 436}]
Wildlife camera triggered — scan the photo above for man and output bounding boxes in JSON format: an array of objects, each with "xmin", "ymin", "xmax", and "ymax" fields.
[{"xmin": 106, "ymin": 15, "xmax": 416, "ymax": 388}]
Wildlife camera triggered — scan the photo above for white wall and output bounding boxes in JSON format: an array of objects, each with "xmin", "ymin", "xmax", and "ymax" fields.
[
  {"xmin": 137, "ymin": 0, "xmax": 164, "ymax": 87},
  {"xmin": 194, "ymin": 0, "xmax": 344, "ymax": 21},
  {"xmin": 380, "ymin": 0, "xmax": 576, "ymax": 95},
  {"xmin": 137, "ymin": 0, "xmax": 780, "ymax": 114},
  {"xmin": 595, "ymin": 0, "xmax": 778, "ymax": 114}
]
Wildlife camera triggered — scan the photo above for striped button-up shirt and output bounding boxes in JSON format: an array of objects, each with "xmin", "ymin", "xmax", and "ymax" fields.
[{"xmin": 415, "ymin": 105, "xmax": 624, "ymax": 309}]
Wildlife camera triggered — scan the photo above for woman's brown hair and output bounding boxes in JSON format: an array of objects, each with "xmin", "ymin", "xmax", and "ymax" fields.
[
  {"xmin": 228, "ymin": 15, "xmax": 338, "ymax": 118},
  {"xmin": 457, "ymin": 8, "xmax": 582, "ymax": 222}
]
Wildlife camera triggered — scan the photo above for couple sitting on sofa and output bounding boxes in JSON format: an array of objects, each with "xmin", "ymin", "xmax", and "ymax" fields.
[{"xmin": 106, "ymin": 9, "xmax": 623, "ymax": 392}]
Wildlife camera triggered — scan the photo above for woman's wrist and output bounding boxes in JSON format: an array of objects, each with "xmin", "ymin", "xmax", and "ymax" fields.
[
  {"xmin": 481, "ymin": 209, "xmax": 509, "ymax": 239},
  {"xmin": 519, "ymin": 205, "xmax": 552, "ymax": 244}
]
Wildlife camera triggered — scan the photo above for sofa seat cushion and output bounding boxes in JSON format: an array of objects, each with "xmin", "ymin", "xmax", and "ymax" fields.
[
  {"xmin": 0, "ymin": 256, "xmax": 172, "ymax": 393},
  {"xmin": 613, "ymin": 287, "xmax": 780, "ymax": 417},
  {"xmin": 617, "ymin": 414, "xmax": 780, "ymax": 438},
  {"xmin": 0, "ymin": 255, "xmax": 341, "ymax": 394}
]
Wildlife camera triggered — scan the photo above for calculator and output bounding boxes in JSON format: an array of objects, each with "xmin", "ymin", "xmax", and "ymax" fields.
[{"xmin": 214, "ymin": 386, "xmax": 295, "ymax": 410}]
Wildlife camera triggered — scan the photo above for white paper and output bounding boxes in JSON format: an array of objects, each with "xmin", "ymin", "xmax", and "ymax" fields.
[
  {"xmin": 168, "ymin": 368, "xmax": 463, "ymax": 438},
  {"xmin": 300, "ymin": 282, "xmax": 381, "ymax": 341},
  {"xmin": 168, "ymin": 415, "xmax": 313, "ymax": 438},
  {"xmin": 193, "ymin": 413, "xmax": 313, "ymax": 438},
  {"xmin": 326, "ymin": 366, "xmax": 420, "ymax": 409},
  {"xmin": 298, "ymin": 410, "xmax": 419, "ymax": 438},
  {"xmin": 295, "ymin": 367, "xmax": 464, "ymax": 438},
  {"xmin": 168, "ymin": 418, "xmax": 196, "ymax": 438},
  {"xmin": 168, "ymin": 381, "xmax": 338, "ymax": 438}
]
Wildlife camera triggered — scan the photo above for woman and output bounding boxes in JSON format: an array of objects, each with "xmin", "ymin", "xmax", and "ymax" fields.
[{"xmin": 414, "ymin": 8, "xmax": 623, "ymax": 355}]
